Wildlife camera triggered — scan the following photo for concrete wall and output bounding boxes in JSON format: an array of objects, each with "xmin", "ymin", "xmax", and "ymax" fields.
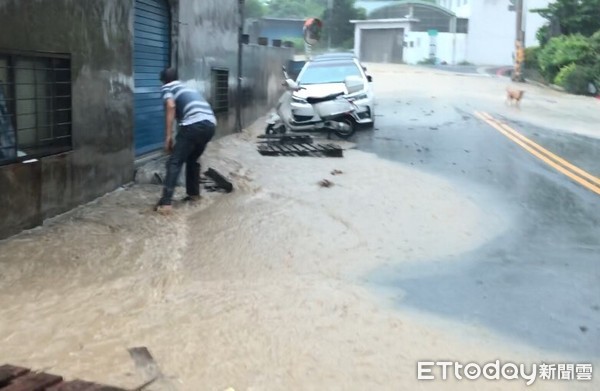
[
  {"xmin": 175, "ymin": 0, "xmax": 292, "ymax": 136},
  {"xmin": 0, "ymin": 0, "xmax": 292, "ymax": 239},
  {"xmin": 0, "ymin": 0, "xmax": 134, "ymax": 238},
  {"xmin": 403, "ymin": 32, "xmax": 467, "ymax": 65},
  {"xmin": 239, "ymin": 44, "xmax": 294, "ymax": 128}
]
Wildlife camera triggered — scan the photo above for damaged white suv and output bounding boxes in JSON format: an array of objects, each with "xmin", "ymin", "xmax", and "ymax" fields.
[{"xmin": 291, "ymin": 53, "xmax": 375, "ymax": 127}]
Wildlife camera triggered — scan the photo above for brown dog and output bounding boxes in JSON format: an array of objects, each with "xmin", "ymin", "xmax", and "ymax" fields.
[{"xmin": 506, "ymin": 87, "xmax": 525, "ymax": 107}]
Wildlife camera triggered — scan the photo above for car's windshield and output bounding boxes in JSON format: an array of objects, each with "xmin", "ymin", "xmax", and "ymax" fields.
[{"xmin": 298, "ymin": 62, "xmax": 363, "ymax": 85}]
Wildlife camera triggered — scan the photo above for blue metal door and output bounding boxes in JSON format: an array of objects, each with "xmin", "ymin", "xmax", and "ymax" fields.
[{"xmin": 134, "ymin": 0, "xmax": 170, "ymax": 156}]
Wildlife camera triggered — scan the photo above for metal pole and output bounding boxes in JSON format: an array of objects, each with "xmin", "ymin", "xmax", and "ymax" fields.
[
  {"xmin": 327, "ymin": 0, "xmax": 333, "ymax": 50},
  {"xmin": 235, "ymin": 0, "xmax": 244, "ymax": 132},
  {"xmin": 512, "ymin": 0, "xmax": 525, "ymax": 82}
]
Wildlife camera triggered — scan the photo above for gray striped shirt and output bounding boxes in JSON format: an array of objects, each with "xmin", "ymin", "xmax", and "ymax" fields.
[{"xmin": 161, "ymin": 81, "xmax": 216, "ymax": 126}]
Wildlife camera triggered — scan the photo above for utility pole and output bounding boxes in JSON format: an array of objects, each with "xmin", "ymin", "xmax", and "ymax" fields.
[
  {"xmin": 512, "ymin": 0, "xmax": 525, "ymax": 82},
  {"xmin": 327, "ymin": 0, "xmax": 333, "ymax": 50},
  {"xmin": 235, "ymin": 0, "xmax": 244, "ymax": 132}
]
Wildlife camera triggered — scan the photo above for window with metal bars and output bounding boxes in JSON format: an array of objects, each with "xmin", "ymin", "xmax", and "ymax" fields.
[
  {"xmin": 211, "ymin": 68, "xmax": 229, "ymax": 114},
  {"xmin": 0, "ymin": 52, "xmax": 72, "ymax": 166}
]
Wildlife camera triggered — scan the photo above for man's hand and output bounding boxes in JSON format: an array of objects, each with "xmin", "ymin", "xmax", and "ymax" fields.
[
  {"xmin": 164, "ymin": 98, "xmax": 176, "ymax": 153},
  {"xmin": 164, "ymin": 137, "xmax": 173, "ymax": 153}
]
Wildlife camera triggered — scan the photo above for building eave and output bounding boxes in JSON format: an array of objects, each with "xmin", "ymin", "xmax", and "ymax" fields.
[{"xmin": 350, "ymin": 18, "xmax": 419, "ymax": 24}]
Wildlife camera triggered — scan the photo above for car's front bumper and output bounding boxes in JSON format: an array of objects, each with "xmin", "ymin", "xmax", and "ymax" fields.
[
  {"xmin": 290, "ymin": 99, "xmax": 374, "ymax": 124},
  {"xmin": 354, "ymin": 104, "xmax": 373, "ymax": 124}
]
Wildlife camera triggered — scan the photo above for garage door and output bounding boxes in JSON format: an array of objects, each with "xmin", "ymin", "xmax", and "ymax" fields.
[
  {"xmin": 134, "ymin": 0, "xmax": 170, "ymax": 156},
  {"xmin": 360, "ymin": 28, "xmax": 404, "ymax": 63}
]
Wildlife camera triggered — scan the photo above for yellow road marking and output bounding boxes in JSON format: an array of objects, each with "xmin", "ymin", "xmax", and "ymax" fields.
[
  {"xmin": 474, "ymin": 111, "xmax": 600, "ymax": 196},
  {"xmin": 479, "ymin": 112, "xmax": 600, "ymax": 187}
]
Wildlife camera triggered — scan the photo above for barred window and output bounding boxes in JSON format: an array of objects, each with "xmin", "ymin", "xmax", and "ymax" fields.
[
  {"xmin": 457, "ymin": 18, "xmax": 469, "ymax": 34},
  {"xmin": 0, "ymin": 52, "xmax": 72, "ymax": 166},
  {"xmin": 211, "ymin": 68, "xmax": 229, "ymax": 114}
]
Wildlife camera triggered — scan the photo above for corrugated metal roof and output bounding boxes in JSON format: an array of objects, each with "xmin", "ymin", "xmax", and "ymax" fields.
[{"xmin": 356, "ymin": 1, "xmax": 452, "ymax": 16}]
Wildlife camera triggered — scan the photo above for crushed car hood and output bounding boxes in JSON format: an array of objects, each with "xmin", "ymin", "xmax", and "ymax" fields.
[{"xmin": 294, "ymin": 83, "xmax": 348, "ymax": 99}]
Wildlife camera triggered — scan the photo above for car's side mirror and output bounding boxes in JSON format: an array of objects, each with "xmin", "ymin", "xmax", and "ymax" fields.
[{"xmin": 367, "ymin": 75, "xmax": 373, "ymax": 82}]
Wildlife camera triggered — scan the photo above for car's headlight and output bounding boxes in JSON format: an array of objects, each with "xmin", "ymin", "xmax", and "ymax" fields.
[
  {"xmin": 346, "ymin": 93, "xmax": 368, "ymax": 102},
  {"xmin": 292, "ymin": 95, "xmax": 307, "ymax": 103}
]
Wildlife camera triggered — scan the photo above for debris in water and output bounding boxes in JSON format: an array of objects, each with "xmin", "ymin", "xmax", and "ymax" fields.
[
  {"xmin": 205, "ymin": 167, "xmax": 234, "ymax": 193},
  {"xmin": 0, "ymin": 364, "xmax": 129, "ymax": 390},
  {"xmin": 318, "ymin": 179, "xmax": 334, "ymax": 188},
  {"xmin": 127, "ymin": 346, "xmax": 178, "ymax": 390},
  {"xmin": 331, "ymin": 169, "xmax": 343, "ymax": 175}
]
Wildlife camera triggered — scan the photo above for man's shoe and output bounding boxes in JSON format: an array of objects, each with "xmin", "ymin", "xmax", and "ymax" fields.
[
  {"xmin": 181, "ymin": 195, "xmax": 200, "ymax": 202},
  {"xmin": 155, "ymin": 205, "xmax": 173, "ymax": 215}
]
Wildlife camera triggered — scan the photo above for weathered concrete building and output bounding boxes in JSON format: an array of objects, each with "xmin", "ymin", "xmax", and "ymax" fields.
[{"xmin": 0, "ymin": 0, "xmax": 292, "ymax": 239}]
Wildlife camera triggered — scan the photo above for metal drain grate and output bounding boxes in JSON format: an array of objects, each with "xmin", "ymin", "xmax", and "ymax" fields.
[
  {"xmin": 0, "ymin": 364, "xmax": 126, "ymax": 390},
  {"xmin": 257, "ymin": 135, "xmax": 343, "ymax": 158}
]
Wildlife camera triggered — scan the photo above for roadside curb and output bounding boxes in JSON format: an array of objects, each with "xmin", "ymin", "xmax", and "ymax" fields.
[{"xmin": 496, "ymin": 66, "xmax": 513, "ymax": 77}]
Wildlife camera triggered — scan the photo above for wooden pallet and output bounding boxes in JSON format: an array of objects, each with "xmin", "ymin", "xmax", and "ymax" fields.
[
  {"xmin": 257, "ymin": 143, "xmax": 343, "ymax": 157},
  {"xmin": 0, "ymin": 364, "xmax": 126, "ymax": 391},
  {"xmin": 256, "ymin": 134, "xmax": 314, "ymax": 144}
]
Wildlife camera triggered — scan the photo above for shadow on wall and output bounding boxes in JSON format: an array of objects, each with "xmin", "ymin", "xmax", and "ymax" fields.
[
  {"xmin": 204, "ymin": 45, "xmax": 292, "ymax": 135},
  {"xmin": 239, "ymin": 44, "xmax": 292, "ymax": 127},
  {"xmin": 177, "ymin": 46, "xmax": 292, "ymax": 136}
]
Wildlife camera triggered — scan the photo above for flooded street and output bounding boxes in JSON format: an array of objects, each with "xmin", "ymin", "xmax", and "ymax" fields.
[{"xmin": 1, "ymin": 64, "xmax": 599, "ymax": 390}]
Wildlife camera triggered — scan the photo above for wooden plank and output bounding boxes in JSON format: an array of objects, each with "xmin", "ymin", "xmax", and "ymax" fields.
[
  {"xmin": 278, "ymin": 145, "xmax": 295, "ymax": 154},
  {"xmin": 2, "ymin": 372, "xmax": 62, "ymax": 390},
  {"xmin": 204, "ymin": 168, "xmax": 233, "ymax": 193},
  {"xmin": 47, "ymin": 380, "xmax": 126, "ymax": 391},
  {"xmin": 301, "ymin": 143, "xmax": 319, "ymax": 152},
  {"xmin": 0, "ymin": 366, "xmax": 29, "ymax": 387},
  {"xmin": 288, "ymin": 144, "xmax": 309, "ymax": 156}
]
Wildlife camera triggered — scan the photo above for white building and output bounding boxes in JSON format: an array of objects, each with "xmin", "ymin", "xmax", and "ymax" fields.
[
  {"xmin": 438, "ymin": 0, "xmax": 550, "ymax": 65},
  {"xmin": 352, "ymin": 0, "xmax": 550, "ymax": 66}
]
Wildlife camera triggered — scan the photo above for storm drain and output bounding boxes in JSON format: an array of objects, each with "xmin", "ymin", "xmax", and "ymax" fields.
[
  {"xmin": 257, "ymin": 135, "xmax": 343, "ymax": 158},
  {"xmin": 0, "ymin": 364, "xmax": 127, "ymax": 390}
]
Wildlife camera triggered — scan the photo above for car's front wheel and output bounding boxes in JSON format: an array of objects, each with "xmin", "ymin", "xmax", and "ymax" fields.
[
  {"xmin": 266, "ymin": 123, "xmax": 286, "ymax": 135},
  {"xmin": 333, "ymin": 117, "xmax": 356, "ymax": 139}
]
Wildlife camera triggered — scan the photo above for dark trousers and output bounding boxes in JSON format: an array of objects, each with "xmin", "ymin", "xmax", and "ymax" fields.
[{"xmin": 159, "ymin": 120, "xmax": 215, "ymax": 205}]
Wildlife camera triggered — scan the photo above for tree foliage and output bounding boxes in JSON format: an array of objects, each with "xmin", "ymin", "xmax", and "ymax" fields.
[
  {"xmin": 561, "ymin": 64, "xmax": 596, "ymax": 95},
  {"xmin": 322, "ymin": 0, "xmax": 366, "ymax": 47},
  {"xmin": 538, "ymin": 34, "xmax": 593, "ymax": 81},
  {"xmin": 262, "ymin": 0, "xmax": 365, "ymax": 48},
  {"xmin": 532, "ymin": 0, "xmax": 600, "ymax": 40},
  {"xmin": 265, "ymin": 0, "xmax": 327, "ymax": 18},
  {"xmin": 245, "ymin": 0, "xmax": 267, "ymax": 19}
]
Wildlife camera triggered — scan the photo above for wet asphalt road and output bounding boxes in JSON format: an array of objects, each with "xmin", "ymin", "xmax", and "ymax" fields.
[{"xmin": 355, "ymin": 88, "xmax": 600, "ymax": 360}]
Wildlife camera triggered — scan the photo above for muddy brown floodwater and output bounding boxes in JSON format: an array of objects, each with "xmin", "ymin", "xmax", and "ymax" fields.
[{"xmin": 0, "ymin": 113, "xmax": 594, "ymax": 389}]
